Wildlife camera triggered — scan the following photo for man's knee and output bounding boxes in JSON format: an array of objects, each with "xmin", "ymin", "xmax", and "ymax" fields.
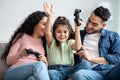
[{"xmin": 71, "ymin": 69, "xmax": 88, "ymax": 79}]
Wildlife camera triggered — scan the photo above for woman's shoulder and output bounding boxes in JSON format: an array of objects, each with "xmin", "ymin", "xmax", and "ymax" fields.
[
  {"xmin": 21, "ymin": 34, "xmax": 35, "ymax": 40},
  {"xmin": 18, "ymin": 33, "xmax": 33, "ymax": 42},
  {"xmin": 22, "ymin": 34, "xmax": 31, "ymax": 38}
]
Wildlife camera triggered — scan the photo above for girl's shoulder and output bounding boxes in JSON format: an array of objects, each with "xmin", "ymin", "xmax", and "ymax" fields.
[
  {"xmin": 68, "ymin": 39, "xmax": 74, "ymax": 43},
  {"xmin": 65, "ymin": 39, "xmax": 74, "ymax": 46}
]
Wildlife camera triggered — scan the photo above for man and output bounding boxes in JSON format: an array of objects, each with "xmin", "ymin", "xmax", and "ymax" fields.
[{"xmin": 71, "ymin": 6, "xmax": 120, "ymax": 80}]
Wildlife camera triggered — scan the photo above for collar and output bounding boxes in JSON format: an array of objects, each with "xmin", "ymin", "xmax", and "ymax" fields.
[
  {"xmin": 100, "ymin": 28, "xmax": 106, "ymax": 37},
  {"xmin": 83, "ymin": 27, "xmax": 106, "ymax": 37}
]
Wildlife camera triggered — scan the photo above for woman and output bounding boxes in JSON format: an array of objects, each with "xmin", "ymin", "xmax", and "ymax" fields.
[{"xmin": 1, "ymin": 11, "xmax": 50, "ymax": 80}]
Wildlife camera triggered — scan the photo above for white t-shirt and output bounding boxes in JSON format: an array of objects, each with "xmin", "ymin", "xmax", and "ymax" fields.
[{"xmin": 83, "ymin": 33, "xmax": 100, "ymax": 67}]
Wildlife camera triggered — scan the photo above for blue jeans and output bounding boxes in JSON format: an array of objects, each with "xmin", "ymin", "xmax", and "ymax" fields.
[
  {"xmin": 71, "ymin": 69, "xmax": 104, "ymax": 80},
  {"xmin": 48, "ymin": 60, "xmax": 91, "ymax": 80},
  {"xmin": 105, "ymin": 63, "xmax": 120, "ymax": 80},
  {"xmin": 71, "ymin": 64, "xmax": 115, "ymax": 80},
  {"xmin": 4, "ymin": 62, "xmax": 50, "ymax": 80}
]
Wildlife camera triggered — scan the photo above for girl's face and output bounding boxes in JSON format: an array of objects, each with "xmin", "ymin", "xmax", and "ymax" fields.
[
  {"xmin": 32, "ymin": 17, "xmax": 47, "ymax": 38},
  {"xmin": 55, "ymin": 25, "xmax": 70, "ymax": 43}
]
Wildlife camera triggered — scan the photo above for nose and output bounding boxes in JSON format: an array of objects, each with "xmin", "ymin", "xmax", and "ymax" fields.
[
  {"xmin": 87, "ymin": 22, "xmax": 92, "ymax": 28},
  {"xmin": 61, "ymin": 32, "xmax": 64, "ymax": 36}
]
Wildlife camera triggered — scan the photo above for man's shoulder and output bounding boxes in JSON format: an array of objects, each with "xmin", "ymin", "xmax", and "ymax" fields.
[{"xmin": 101, "ymin": 29, "xmax": 119, "ymax": 36}]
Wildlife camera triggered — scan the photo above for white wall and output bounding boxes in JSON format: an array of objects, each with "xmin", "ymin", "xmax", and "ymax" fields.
[
  {"xmin": 0, "ymin": 0, "xmax": 119, "ymax": 42},
  {"xmin": 119, "ymin": 0, "xmax": 120, "ymax": 34}
]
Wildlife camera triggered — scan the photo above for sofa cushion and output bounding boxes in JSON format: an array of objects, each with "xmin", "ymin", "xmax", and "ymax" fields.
[{"xmin": 0, "ymin": 43, "xmax": 9, "ymax": 80}]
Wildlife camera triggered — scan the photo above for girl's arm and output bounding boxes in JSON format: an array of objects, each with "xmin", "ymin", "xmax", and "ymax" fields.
[
  {"xmin": 44, "ymin": 3, "xmax": 53, "ymax": 47},
  {"xmin": 72, "ymin": 20, "xmax": 82, "ymax": 51}
]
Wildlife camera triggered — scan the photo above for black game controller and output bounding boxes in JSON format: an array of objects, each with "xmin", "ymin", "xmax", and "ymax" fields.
[
  {"xmin": 74, "ymin": 9, "xmax": 82, "ymax": 26},
  {"xmin": 26, "ymin": 49, "xmax": 41, "ymax": 58}
]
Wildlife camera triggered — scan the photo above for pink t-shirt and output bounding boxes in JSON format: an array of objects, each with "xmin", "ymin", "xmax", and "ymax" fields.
[{"xmin": 6, "ymin": 34, "xmax": 45, "ymax": 67}]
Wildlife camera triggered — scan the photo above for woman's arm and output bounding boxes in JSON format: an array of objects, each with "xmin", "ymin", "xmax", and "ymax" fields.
[{"xmin": 6, "ymin": 40, "xmax": 22, "ymax": 66}]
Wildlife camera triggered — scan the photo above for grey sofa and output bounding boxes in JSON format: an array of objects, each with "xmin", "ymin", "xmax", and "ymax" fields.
[{"xmin": 0, "ymin": 43, "xmax": 9, "ymax": 80}]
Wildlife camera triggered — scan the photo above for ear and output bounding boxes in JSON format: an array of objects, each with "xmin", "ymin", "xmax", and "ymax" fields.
[{"xmin": 102, "ymin": 23, "xmax": 106, "ymax": 28}]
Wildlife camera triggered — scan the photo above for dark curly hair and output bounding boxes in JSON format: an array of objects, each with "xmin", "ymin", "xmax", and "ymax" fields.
[
  {"xmin": 1, "ymin": 11, "xmax": 48, "ymax": 60},
  {"xmin": 52, "ymin": 16, "xmax": 75, "ymax": 47},
  {"xmin": 93, "ymin": 6, "xmax": 111, "ymax": 22}
]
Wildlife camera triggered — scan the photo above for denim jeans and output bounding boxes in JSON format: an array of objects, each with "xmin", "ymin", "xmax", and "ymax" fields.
[
  {"xmin": 105, "ymin": 63, "xmax": 120, "ymax": 80},
  {"xmin": 48, "ymin": 60, "xmax": 91, "ymax": 80},
  {"xmin": 4, "ymin": 62, "xmax": 50, "ymax": 80},
  {"xmin": 71, "ymin": 64, "xmax": 115, "ymax": 80},
  {"xmin": 71, "ymin": 69, "xmax": 104, "ymax": 80}
]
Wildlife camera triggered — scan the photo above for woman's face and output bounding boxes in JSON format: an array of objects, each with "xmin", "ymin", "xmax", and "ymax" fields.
[
  {"xmin": 32, "ymin": 17, "xmax": 47, "ymax": 38},
  {"xmin": 54, "ymin": 25, "xmax": 70, "ymax": 43}
]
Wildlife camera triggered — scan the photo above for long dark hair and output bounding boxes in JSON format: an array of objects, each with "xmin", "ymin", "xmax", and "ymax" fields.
[
  {"xmin": 1, "ymin": 11, "xmax": 48, "ymax": 60},
  {"xmin": 52, "ymin": 16, "xmax": 75, "ymax": 47}
]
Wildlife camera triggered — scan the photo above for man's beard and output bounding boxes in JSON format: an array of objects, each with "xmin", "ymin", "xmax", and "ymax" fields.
[{"xmin": 85, "ymin": 27, "xmax": 102, "ymax": 34}]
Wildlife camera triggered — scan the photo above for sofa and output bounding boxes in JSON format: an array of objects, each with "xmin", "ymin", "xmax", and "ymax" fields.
[
  {"xmin": 0, "ymin": 43, "xmax": 9, "ymax": 80},
  {"xmin": 0, "ymin": 43, "xmax": 79, "ymax": 80}
]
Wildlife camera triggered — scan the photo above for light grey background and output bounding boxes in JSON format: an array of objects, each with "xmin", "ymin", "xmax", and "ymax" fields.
[{"xmin": 0, "ymin": 0, "xmax": 120, "ymax": 42}]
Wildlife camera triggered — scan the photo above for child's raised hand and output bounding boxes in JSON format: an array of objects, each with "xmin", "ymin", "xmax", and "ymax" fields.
[
  {"xmin": 44, "ymin": 2, "xmax": 53, "ymax": 16},
  {"xmin": 75, "ymin": 19, "xmax": 82, "ymax": 30}
]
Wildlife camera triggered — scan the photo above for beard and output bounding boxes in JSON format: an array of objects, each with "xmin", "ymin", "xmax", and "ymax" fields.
[{"xmin": 85, "ymin": 27, "xmax": 102, "ymax": 34}]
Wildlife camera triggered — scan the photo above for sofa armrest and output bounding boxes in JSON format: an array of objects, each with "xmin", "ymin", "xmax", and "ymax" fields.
[{"xmin": 0, "ymin": 43, "xmax": 9, "ymax": 80}]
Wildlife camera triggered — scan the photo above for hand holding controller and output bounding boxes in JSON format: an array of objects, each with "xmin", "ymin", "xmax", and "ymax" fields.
[
  {"xmin": 26, "ymin": 49, "xmax": 41, "ymax": 58},
  {"xmin": 74, "ymin": 9, "xmax": 82, "ymax": 26}
]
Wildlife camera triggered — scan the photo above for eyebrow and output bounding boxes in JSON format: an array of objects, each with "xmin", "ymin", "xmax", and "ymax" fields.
[{"xmin": 88, "ymin": 18, "xmax": 98, "ymax": 26}]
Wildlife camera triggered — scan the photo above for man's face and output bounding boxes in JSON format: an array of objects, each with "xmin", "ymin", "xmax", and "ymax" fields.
[{"xmin": 85, "ymin": 12, "xmax": 106, "ymax": 34}]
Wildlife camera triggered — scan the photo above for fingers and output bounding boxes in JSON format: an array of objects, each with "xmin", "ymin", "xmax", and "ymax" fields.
[
  {"xmin": 44, "ymin": 2, "xmax": 49, "ymax": 9},
  {"xmin": 81, "ymin": 46, "xmax": 87, "ymax": 51},
  {"xmin": 77, "ymin": 51, "xmax": 84, "ymax": 57},
  {"xmin": 45, "ymin": 2, "xmax": 49, "ymax": 7},
  {"xmin": 43, "ymin": 3, "xmax": 47, "ymax": 11},
  {"xmin": 44, "ymin": 2, "xmax": 52, "ymax": 10},
  {"xmin": 43, "ymin": 2, "xmax": 53, "ymax": 16},
  {"xmin": 51, "ymin": 5, "xmax": 53, "ymax": 13},
  {"xmin": 37, "ymin": 55, "xmax": 47, "ymax": 63},
  {"xmin": 74, "ymin": 19, "xmax": 82, "ymax": 29},
  {"xmin": 20, "ymin": 49, "xmax": 28, "ymax": 57}
]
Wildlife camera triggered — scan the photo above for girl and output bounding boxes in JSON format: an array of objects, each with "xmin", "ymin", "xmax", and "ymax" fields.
[
  {"xmin": 44, "ymin": 3, "xmax": 89, "ymax": 80},
  {"xmin": 1, "ymin": 11, "xmax": 50, "ymax": 80}
]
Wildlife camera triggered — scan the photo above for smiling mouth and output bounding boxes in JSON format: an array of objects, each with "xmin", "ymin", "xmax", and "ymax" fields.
[
  {"xmin": 86, "ymin": 28, "xmax": 92, "ymax": 31},
  {"xmin": 59, "ymin": 38, "xmax": 65, "ymax": 40}
]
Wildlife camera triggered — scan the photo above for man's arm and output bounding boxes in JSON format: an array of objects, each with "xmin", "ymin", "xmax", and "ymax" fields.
[
  {"xmin": 89, "ymin": 57, "xmax": 109, "ymax": 64},
  {"xmin": 77, "ymin": 46, "xmax": 109, "ymax": 64}
]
